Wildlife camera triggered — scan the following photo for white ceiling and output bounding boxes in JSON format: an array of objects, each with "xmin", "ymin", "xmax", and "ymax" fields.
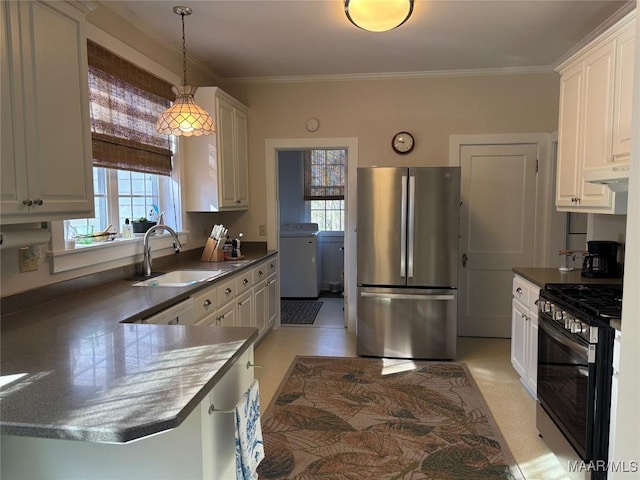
[{"xmin": 105, "ymin": 0, "xmax": 633, "ymax": 81}]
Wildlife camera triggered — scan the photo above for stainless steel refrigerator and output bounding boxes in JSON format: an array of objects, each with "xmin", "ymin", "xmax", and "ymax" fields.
[{"xmin": 357, "ymin": 167, "xmax": 460, "ymax": 359}]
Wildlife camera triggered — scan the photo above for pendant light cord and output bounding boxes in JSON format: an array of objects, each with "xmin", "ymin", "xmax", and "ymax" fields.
[{"xmin": 181, "ymin": 12, "xmax": 187, "ymax": 87}]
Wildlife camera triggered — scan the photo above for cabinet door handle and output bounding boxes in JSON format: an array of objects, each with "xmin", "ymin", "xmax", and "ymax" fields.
[
  {"xmin": 516, "ymin": 287, "xmax": 523, "ymax": 294},
  {"xmin": 203, "ymin": 299, "xmax": 212, "ymax": 307},
  {"xmin": 225, "ymin": 287, "xmax": 232, "ymax": 296},
  {"xmin": 258, "ymin": 270, "xmax": 263, "ymax": 277},
  {"xmin": 33, "ymin": 199, "xmax": 43, "ymax": 206},
  {"xmin": 22, "ymin": 199, "xmax": 33, "ymax": 206},
  {"xmin": 462, "ymin": 253, "xmax": 468, "ymax": 268},
  {"xmin": 243, "ymin": 278, "xmax": 249, "ymax": 285}
]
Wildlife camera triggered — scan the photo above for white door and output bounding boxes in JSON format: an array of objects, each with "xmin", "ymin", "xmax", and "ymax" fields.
[{"xmin": 458, "ymin": 144, "xmax": 537, "ymax": 337}]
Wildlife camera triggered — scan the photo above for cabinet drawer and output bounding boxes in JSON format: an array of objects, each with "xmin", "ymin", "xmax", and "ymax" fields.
[
  {"xmin": 217, "ymin": 277, "xmax": 236, "ymax": 306},
  {"xmin": 513, "ymin": 275, "xmax": 540, "ymax": 312},
  {"xmin": 236, "ymin": 272, "xmax": 253, "ymax": 293},
  {"xmin": 252, "ymin": 263, "xmax": 268, "ymax": 284},
  {"xmin": 513, "ymin": 277, "xmax": 530, "ymax": 306},
  {"xmin": 266, "ymin": 258, "xmax": 277, "ymax": 276},
  {"xmin": 192, "ymin": 286, "xmax": 217, "ymax": 322}
]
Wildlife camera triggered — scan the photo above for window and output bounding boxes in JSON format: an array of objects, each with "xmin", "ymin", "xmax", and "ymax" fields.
[
  {"xmin": 304, "ymin": 149, "xmax": 346, "ymax": 231},
  {"xmin": 65, "ymin": 41, "xmax": 178, "ymax": 240},
  {"xmin": 67, "ymin": 168, "xmax": 161, "ymax": 236}
]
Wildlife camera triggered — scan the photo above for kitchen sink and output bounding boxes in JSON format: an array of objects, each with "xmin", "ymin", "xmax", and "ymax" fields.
[{"xmin": 132, "ymin": 270, "xmax": 225, "ymax": 287}]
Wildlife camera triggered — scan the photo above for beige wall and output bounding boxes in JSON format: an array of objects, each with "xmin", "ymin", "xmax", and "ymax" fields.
[
  {"xmin": 225, "ymin": 73, "xmax": 561, "ymax": 241},
  {"xmin": 0, "ymin": 2, "xmax": 560, "ymax": 295}
]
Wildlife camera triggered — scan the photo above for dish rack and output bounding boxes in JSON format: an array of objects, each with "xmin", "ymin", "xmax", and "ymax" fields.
[{"xmin": 74, "ymin": 224, "xmax": 118, "ymax": 244}]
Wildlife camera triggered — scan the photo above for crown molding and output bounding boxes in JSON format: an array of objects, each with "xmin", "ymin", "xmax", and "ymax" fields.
[
  {"xmin": 228, "ymin": 65, "xmax": 556, "ymax": 85},
  {"xmin": 553, "ymin": 2, "xmax": 636, "ymax": 70}
]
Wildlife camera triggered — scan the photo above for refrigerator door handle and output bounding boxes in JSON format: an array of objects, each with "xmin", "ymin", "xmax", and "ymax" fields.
[
  {"xmin": 400, "ymin": 175, "xmax": 407, "ymax": 278},
  {"xmin": 360, "ymin": 292, "xmax": 455, "ymax": 301},
  {"xmin": 407, "ymin": 175, "xmax": 415, "ymax": 278}
]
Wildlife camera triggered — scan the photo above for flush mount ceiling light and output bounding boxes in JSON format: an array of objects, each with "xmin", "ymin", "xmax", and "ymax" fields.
[
  {"xmin": 344, "ymin": 0, "xmax": 414, "ymax": 32},
  {"xmin": 156, "ymin": 6, "xmax": 215, "ymax": 136}
]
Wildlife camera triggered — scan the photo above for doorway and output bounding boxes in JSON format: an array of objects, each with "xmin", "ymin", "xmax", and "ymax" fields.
[
  {"xmin": 278, "ymin": 149, "xmax": 345, "ymax": 328},
  {"xmin": 265, "ymin": 138, "xmax": 359, "ymax": 331}
]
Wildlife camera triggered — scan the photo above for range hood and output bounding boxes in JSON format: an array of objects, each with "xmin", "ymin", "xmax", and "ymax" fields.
[{"xmin": 583, "ymin": 163, "xmax": 630, "ymax": 192}]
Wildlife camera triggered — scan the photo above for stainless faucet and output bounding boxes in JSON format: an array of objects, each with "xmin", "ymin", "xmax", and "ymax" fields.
[{"xmin": 142, "ymin": 224, "xmax": 182, "ymax": 277}]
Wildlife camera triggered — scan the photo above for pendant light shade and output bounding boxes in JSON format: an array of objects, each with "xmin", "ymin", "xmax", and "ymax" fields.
[
  {"xmin": 157, "ymin": 85, "xmax": 215, "ymax": 136},
  {"xmin": 156, "ymin": 6, "xmax": 215, "ymax": 136},
  {"xmin": 344, "ymin": 0, "xmax": 414, "ymax": 32}
]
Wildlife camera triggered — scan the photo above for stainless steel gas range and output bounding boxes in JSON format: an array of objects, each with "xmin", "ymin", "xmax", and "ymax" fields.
[{"xmin": 536, "ymin": 283, "xmax": 622, "ymax": 480}]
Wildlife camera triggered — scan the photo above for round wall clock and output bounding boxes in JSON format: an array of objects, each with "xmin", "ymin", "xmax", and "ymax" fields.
[{"xmin": 392, "ymin": 131, "xmax": 415, "ymax": 154}]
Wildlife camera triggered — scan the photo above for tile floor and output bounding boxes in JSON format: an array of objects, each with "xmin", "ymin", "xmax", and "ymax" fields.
[{"xmin": 256, "ymin": 297, "xmax": 572, "ymax": 480}]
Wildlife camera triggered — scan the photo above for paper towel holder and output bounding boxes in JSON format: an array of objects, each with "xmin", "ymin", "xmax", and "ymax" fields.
[{"xmin": 0, "ymin": 224, "xmax": 51, "ymax": 250}]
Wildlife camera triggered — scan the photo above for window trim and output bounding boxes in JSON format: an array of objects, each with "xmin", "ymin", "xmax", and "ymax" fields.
[{"xmin": 49, "ymin": 222, "xmax": 187, "ymax": 273}]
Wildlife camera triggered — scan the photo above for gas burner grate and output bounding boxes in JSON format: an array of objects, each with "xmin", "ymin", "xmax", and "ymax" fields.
[{"xmin": 544, "ymin": 284, "xmax": 622, "ymax": 321}]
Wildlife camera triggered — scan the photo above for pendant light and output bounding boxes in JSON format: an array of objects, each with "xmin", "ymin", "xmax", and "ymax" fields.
[
  {"xmin": 156, "ymin": 6, "xmax": 215, "ymax": 136},
  {"xmin": 344, "ymin": 0, "xmax": 414, "ymax": 32}
]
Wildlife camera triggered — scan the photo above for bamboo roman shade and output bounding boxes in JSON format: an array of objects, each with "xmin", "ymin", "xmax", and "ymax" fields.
[
  {"xmin": 87, "ymin": 41, "xmax": 174, "ymax": 176},
  {"xmin": 303, "ymin": 150, "xmax": 346, "ymax": 200}
]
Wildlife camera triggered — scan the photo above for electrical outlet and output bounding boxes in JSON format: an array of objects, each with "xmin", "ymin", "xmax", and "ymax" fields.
[
  {"xmin": 259, "ymin": 224, "xmax": 266, "ymax": 236},
  {"xmin": 18, "ymin": 247, "xmax": 38, "ymax": 272}
]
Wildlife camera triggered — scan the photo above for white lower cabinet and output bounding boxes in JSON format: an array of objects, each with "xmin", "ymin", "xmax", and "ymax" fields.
[
  {"xmin": 217, "ymin": 302, "xmax": 236, "ymax": 327},
  {"xmin": 0, "ymin": 347, "xmax": 255, "ymax": 480},
  {"xmin": 191, "ymin": 256, "xmax": 278, "ymax": 336},
  {"xmin": 266, "ymin": 274, "xmax": 277, "ymax": 329},
  {"xmin": 253, "ymin": 279, "xmax": 267, "ymax": 335},
  {"xmin": 511, "ymin": 275, "xmax": 539, "ymax": 398},
  {"xmin": 237, "ymin": 290, "xmax": 253, "ymax": 328}
]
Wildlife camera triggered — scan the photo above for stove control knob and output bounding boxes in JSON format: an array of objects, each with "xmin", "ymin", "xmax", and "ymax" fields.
[
  {"xmin": 552, "ymin": 306, "xmax": 564, "ymax": 321},
  {"xmin": 564, "ymin": 315, "xmax": 574, "ymax": 329},
  {"xmin": 539, "ymin": 300, "xmax": 551, "ymax": 314},
  {"xmin": 570, "ymin": 321, "xmax": 585, "ymax": 334}
]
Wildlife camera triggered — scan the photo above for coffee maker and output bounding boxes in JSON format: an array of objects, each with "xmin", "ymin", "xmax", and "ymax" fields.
[{"xmin": 581, "ymin": 240, "xmax": 620, "ymax": 278}]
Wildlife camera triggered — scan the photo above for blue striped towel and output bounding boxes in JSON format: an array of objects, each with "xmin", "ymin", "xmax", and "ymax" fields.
[{"xmin": 235, "ymin": 379, "xmax": 264, "ymax": 480}]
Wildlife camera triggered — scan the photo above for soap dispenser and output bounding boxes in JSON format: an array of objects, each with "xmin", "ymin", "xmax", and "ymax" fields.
[{"xmin": 122, "ymin": 218, "xmax": 134, "ymax": 239}]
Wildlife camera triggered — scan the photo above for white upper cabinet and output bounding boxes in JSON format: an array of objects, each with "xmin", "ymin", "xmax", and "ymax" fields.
[
  {"xmin": 183, "ymin": 87, "xmax": 249, "ymax": 211},
  {"xmin": 612, "ymin": 24, "xmax": 635, "ymax": 162},
  {"xmin": 555, "ymin": 12, "xmax": 634, "ymax": 214},
  {"xmin": 1, "ymin": 1, "xmax": 94, "ymax": 224}
]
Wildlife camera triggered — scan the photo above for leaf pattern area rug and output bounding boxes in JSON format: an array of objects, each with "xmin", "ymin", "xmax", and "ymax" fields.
[{"xmin": 257, "ymin": 356, "xmax": 524, "ymax": 480}]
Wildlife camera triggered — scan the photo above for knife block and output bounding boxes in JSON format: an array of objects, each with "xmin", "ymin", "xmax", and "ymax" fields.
[{"xmin": 200, "ymin": 238, "xmax": 225, "ymax": 262}]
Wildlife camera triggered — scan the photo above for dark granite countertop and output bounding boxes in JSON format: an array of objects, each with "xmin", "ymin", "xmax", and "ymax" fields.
[
  {"xmin": 513, "ymin": 267, "xmax": 623, "ymax": 289},
  {"xmin": 0, "ymin": 251, "xmax": 276, "ymax": 443}
]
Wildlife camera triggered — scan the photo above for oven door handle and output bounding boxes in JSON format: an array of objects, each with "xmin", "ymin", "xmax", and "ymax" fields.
[{"xmin": 539, "ymin": 318, "xmax": 589, "ymax": 360}]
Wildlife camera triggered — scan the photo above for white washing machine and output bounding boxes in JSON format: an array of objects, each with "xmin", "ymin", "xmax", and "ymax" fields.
[{"xmin": 280, "ymin": 223, "xmax": 321, "ymax": 298}]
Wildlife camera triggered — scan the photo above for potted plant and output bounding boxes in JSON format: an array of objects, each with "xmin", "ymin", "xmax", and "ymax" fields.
[{"xmin": 132, "ymin": 217, "xmax": 157, "ymax": 234}]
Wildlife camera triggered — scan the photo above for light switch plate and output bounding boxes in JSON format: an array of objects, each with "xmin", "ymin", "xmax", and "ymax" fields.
[{"xmin": 259, "ymin": 224, "xmax": 266, "ymax": 236}]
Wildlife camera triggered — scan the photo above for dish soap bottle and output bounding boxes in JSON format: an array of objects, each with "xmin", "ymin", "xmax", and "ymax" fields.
[{"xmin": 122, "ymin": 218, "xmax": 134, "ymax": 239}]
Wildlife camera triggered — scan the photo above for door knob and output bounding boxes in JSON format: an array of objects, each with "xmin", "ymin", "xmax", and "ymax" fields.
[{"xmin": 462, "ymin": 253, "xmax": 468, "ymax": 268}]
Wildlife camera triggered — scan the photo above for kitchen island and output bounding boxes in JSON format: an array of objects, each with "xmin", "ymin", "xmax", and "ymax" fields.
[{"xmin": 0, "ymin": 251, "xmax": 275, "ymax": 479}]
